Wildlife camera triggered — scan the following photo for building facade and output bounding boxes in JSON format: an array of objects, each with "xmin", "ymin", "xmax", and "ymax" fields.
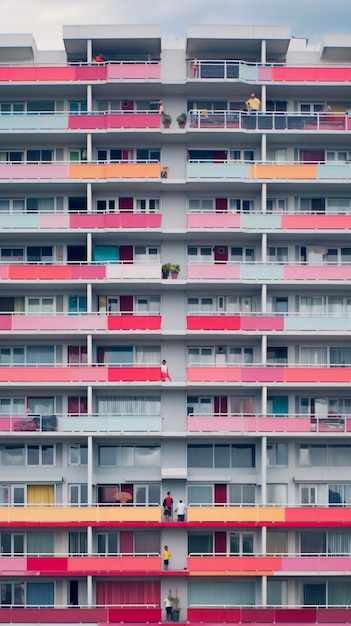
[{"xmin": 1, "ymin": 22, "xmax": 351, "ymax": 625}]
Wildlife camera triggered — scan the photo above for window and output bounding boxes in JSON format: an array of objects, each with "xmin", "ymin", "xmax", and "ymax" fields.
[
  {"xmin": 0, "ymin": 582, "xmax": 24, "ymax": 607},
  {"xmin": 98, "ymin": 445, "xmax": 160, "ymax": 467},
  {"xmin": 188, "ymin": 533, "xmax": 213, "ymax": 554},
  {"xmin": 134, "ymin": 530, "xmax": 160, "ymax": 554},
  {"xmin": 135, "ymin": 297, "xmax": 160, "ymax": 313},
  {"xmin": 267, "ymin": 580, "xmax": 288, "ymax": 606},
  {"xmin": 0, "ymin": 485, "xmax": 25, "ymax": 505},
  {"xmin": 300, "ymin": 484, "xmax": 318, "ymax": 505},
  {"xmin": 267, "ymin": 531, "xmax": 288, "ymax": 554},
  {"xmin": 267, "ymin": 443, "xmax": 288, "ymax": 467},
  {"xmin": 187, "ymin": 396, "xmax": 213, "ymax": 415},
  {"xmin": 229, "ymin": 198, "xmax": 254, "ymax": 213},
  {"xmin": 188, "ymin": 580, "xmax": 255, "ymax": 607},
  {"xmin": 187, "ymin": 246, "xmax": 213, "ymax": 263},
  {"xmin": 69, "ymin": 531, "xmax": 87, "ymax": 555},
  {"xmin": 188, "ymin": 198, "xmax": 214, "ymax": 213},
  {"xmin": 230, "ymin": 149, "xmax": 254, "ymax": 161},
  {"xmin": 27, "ymin": 532, "xmax": 54, "ymax": 555},
  {"xmin": 27, "ymin": 149, "xmax": 52, "ymax": 163},
  {"xmin": 0, "ymin": 532, "xmax": 24, "ymax": 556},
  {"xmin": 0, "ymin": 398, "xmax": 25, "ymax": 415},
  {"xmin": 27, "ymin": 246, "xmax": 53, "ymax": 263},
  {"xmin": 267, "ymin": 347, "xmax": 288, "ymax": 365},
  {"xmin": 26, "ymin": 198, "xmax": 55, "ymax": 213},
  {"xmin": 27, "ymin": 298, "xmax": 55, "ymax": 314},
  {"xmin": 267, "ymin": 483, "xmax": 288, "ymax": 505},
  {"xmin": 299, "ymin": 444, "xmax": 351, "ymax": 467},
  {"xmin": 135, "ymin": 484, "xmax": 161, "ymax": 505},
  {"xmin": 272, "ymin": 297, "xmax": 288, "ymax": 313},
  {"xmin": 97, "ymin": 532, "xmax": 118, "ymax": 555},
  {"xmin": 134, "ymin": 246, "xmax": 159, "ymax": 262},
  {"xmin": 187, "ymin": 484, "xmax": 213, "ymax": 505},
  {"xmin": 69, "ymin": 484, "xmax": 88, "ymax": 506},
  {"xmin": 0, "ymin": 199, "xmax": 25, "ymax": 213},
  {"xmin": 328, "ymin": 484, "xmax": 351, "ymax": 506},
  {"xmin": 135, "ymin": 198, "xmax": 159, "ymax": 213},
  {"xmin": 68, "ymin": 444, "xmax": 88, "ymax": 466},
  {"xmin": 230, "ymin": 532, "xmax": 254, "ymax": 555},
  {"xmin": 188, "ymin": 347, "xmax": 213, "ymax": 365},
  {"xmin": 267, "ymin": 198, "xmax": 287, "ymax": 213},
  {"xmin": 0, "ymin": 247, "xmax": 24, "ymax": 262},
  {"xmin": 0, "ymin": 102, "xmax": 25, "ymax": 115},
  {"xmin": 230, "ymin": 247, "xmax": 255, "ymax": 263},
  {"xmin": 96, "ymin": 396, "xmax": 160, "ymax": 417},
  {"xmin": 267, "ymin": 247, "xmax": 288, "ymax": 264},
  {"xmin": 187, "ymin": 297, "xmax": 214, "ymax": 313},
  {"xmin": 187, "ymin": 444, "xmax": 255, "ymax": 468},
  {"xmin": 2, "ymin": 445, "xmax": 54, "ymax": 466}
]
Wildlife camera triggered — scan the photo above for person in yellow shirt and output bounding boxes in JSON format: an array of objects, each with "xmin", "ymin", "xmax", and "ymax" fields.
[
  {"xmin": 245, "ymin": 93, "xmax": 261, "ymax": 112},
  {"xmin": 163, "ymin": 545, "xmax": 172, "ymax": 570}
]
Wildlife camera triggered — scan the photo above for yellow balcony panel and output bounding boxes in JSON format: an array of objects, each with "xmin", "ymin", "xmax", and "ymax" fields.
[
  {"xmin": 69, "ymin": 162, "xmax": 161, "ymax": 180},
  {"xmin": 253, "ymin": 164, "xmax": 317, "ymax": 180},
  {"xmin": 0, "ymin": 506, "xmax": 162, "ymax": 525},
  {"xmin": 187, "ymin": 506, "xmax": 285, "ymax": 523}
]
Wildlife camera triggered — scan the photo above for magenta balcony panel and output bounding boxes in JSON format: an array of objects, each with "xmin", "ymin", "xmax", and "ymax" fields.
[
  {"xmin": 187, "ymin": 264, "xmax": 241, "ymax": 280},
  {"xmin": 0, "ymin": 556, "xmax": 26, "ymax": 574},
  {"xmin": 187, "ymin": 366, "xmax": 241, "ymax": 382},
  {"xmin": 108, "ymin": 314, "xmax": 161, "ymax": 330},
  {"xmin": 282, "ymin": 214, "xmax": 351, "ymax": 230},
  {"xmin": 0, "ymin": 163, "xmax": 68, "ymax": 180},
  {"xmin": 106, "ymin": 264, "xmax": 160, "ymax": 279},
  {"xmin": 284, "ymin": 265, "xmax": 351, "ymax": 281},
  {"xmin": 70, "ymin": 213, "xmax": 161, "ymax": 229},
  {"xmin": 27, "ymin": 556, "xmax": 68, "ymax": 573},
  {"xmin": 0, "ymin": 315, "xmax": 12, "ymax": 330},
  {"xmin": 107, "ymin": 62, "xmax": 161, "ymax": 80},
  {"xmin": 70, "ymin": 265, "xmax": 106, "ymax": 280},
  {"xmin": 118, "ymin": 213, "xmax": 161, "ymax": 228},
  {"xmin": 285, "ymin": 367, "xmax": 351, "ymax": 383},
  {"xmin": 75, "ymin": 65, "xmax": 106, "ymax": 80},
  {"xmin": 241, "ymin": 316, "xmax": 285, "ymax": 331},
  {"xmin": 68, "ymin": 112, "xmax": 160, "ymax": 130},
  {"xmin": 187, "ymin": 416, "xmax": 312, "ymax": 433},
  {"xmin": 187, "ymin": 213, "xmax": 241, "ymax": 229},
  {"xmin": 8, "ymin": 265, "xmax": 70, "ymax": 280},
  {"xmin": 242, "ymin": 367, "xmax": 285, "ymax": 383},
  {"xmin": 0, "ymin": 66, "xmax": 76, "ymax": 82},
  {"xmin": 108, "ymin": 366, "xmax": 161, "ymax": 382},
  {"xmin": 0, "ymin": 607, "xmax": 108, "ymax": 624},
  {"xmin": 187, "ymin": 315, "xmax": 241, "ymax": 330},
  {"xmin": 108, "ymin": 607, "xmax": 162, "ymax": 623},
  {"xmin": 0, "ymin": 417, "xmax": 12, "ymax": 432},
  {"xmin": 272, "ymin": 66, "xmax": 351, "ymax": 82},
  {"xmin": 281, "ymin": 556, "xmax": 351, "ymax": 572},
  {"xmin": 12, "ymin": 315, "xmax": 106, "ymax": 332},
  {"xmin": 0, "ymin": 366, "xmax": 108, "ymax": 383},
  {"xmin": 40, "ymin": 214, "xmax": 70, "ymax": 229}
]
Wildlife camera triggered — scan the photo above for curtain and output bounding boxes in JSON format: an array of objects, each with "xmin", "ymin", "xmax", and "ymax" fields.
[
  {"xmin": 69, "ymin": 531, "xmax": 87, "ymax": 555},
  {"xmin": 303, "ymin": 583, "xmax": 326, "ymax": 606},
  {"xmin": 266, "ymin": 484, "xmax": 288, "ymax": 505},
  {"xmin": 187, "ymin": 485, "xmax": 213, "ymax": 505},
  {"xmin": 188, "ymin": 580, "xmax": 255, "ymax": 607},
  {"xmin": 27, "ymin": 485, "xmax": 54, "ymax": 505},
  {"xmin": 134, "ymin": 531, "xmax": 160, "ymax": 554},
  {"xmin": 27, "ymin": 532, "xmax": 54, "ymax": 555},
  {"xmin": 328, "ymin": 581, "xmax": 351, "ymax": 606},
  {"xmin": 26, "ymin": 345, "xmax": 55, "ymax": 365},
  {"xmin": 96, "ymin": 580, "xmax": 160, "ymax": 606},
  {"xmin": 26, "ymin": 582, "xmax": 54, "ymax": 608},
  {"xmin": 300, "ymin": 531, "xmax": 326, "ymax": 554},
  {"xmin": 267, "ymin": 580, "xmax": 287, "ymax": 606},
  {"xmin": 328, "ymin": 532, "xmax": 351, "ymax": 555},
  {"xmin": 188, "ymin": 533, "xmax": 213, "ymax": 554},
  {"xmin": 97, "ymin": 396, "xmax": 161, "ymax": 416},
  {"xmin": 267, "ymin": 531, "xmax": 288, "ymax": 554},
  {"xmin": 135, "ymin": 347, "xmax": 160, "ymax": 365},
  {"xmin": 228, "ymin": 484, "xmax": 255, "ymax": 505},
  {"xmin": 300, "ymin": 347, "xmax": 327, "ymax": 365}
]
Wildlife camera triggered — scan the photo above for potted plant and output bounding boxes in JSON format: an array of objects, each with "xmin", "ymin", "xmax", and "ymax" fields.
[
  {"xmin": 176, "ymin": 113, "xmax": 187, "ymax": 128},
  {"xmin": 170, "ymin": 263, "xmax": 180, "ymax": 279},
  {"xmin": 169, "ymin": 591, "xmax": 181, "ymax": 622},
  {"xmin": 162, "ymin": 113, "xmax": 172, "ymax": 129},
  {"xmin": 162, "ymin": 262, "xmax": 172, "ymax": 279}
]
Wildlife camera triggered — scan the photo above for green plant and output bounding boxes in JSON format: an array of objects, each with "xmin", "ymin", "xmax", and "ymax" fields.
[
  {"xmin": 170, "ymin": 263, "xmax": 180, "ymax": 273},
  {"xmin": 162, "ymin": 262, "xmax": 173, "ymax": 272},
  {"xmin": 162, "ymin": 113, "xmax": 172, "ymax": 126},
  {"xmin": 176, "ymin": 112, "xmax": 187, "ymax": 124},
  {"xmin": 168, "ymin": 590, "xmax": 181, "ymax": 609}
]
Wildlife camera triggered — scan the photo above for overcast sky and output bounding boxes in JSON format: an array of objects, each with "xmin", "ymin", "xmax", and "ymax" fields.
[{"xmin": 0, "ymin": 0, "xmax": 351, "ymax": 49}]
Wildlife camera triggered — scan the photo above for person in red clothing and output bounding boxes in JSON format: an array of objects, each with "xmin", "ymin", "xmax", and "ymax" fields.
[
  {"xmin": 94, "ymin": 53, "xmax": 105, "ymax": 63},
  {"xmin": 161, "ymin": 359, "xmax": 171, "ymax": 381},
  {"xmin": 163, "ymin": 491, "xmax": 173, "ymax": 520}
]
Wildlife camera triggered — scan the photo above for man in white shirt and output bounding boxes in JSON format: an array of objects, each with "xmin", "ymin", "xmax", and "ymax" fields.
[{"xmin": 176, "ymin": 499, "xmax": 186, "ymax": 521}]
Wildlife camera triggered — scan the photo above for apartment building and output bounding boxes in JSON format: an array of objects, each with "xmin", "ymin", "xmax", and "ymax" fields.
[{"xmin": 1, "ymin": 22, "xmax": 351, "ymax": 625}]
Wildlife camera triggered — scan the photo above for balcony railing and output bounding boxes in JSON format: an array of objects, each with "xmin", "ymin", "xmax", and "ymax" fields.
[
  {"xmin": 0, "ymin": 260, "xmax": 161, "ymax": 280},
  {"xmin": 0, "ymin": 412, "xmax": 162, "ymax": 433},
  {"xmin": 187, "ymin": 262, "xmax": 351, "ymax": 281},
  {"xmin": 188, "ymin": 109, "xmax": 349, "ymax": 131},
  {"xmin": 0, "ymin": 160, "xmax": 161, "ymax": 181},
  {"xmin": 0, "ymin": 110, "xmax": 161, "ymax": 131},
  {"xmin": 187, "ymin": 553, "xmax": 351, "ymax": 573},
  {"xmin": 0, "ymin": 312, "xmax": 162, "ymax": 332},
  {"xmin": 187, "ymin": 413, "xmax": 349, "ymax": 433},
  {"xmin": 0, "ymin": 60, "xmax": 161, "ymax": 82},
  {"xmin": 187, "ymin": 159, "xmax": 351, "ymax": 181}
]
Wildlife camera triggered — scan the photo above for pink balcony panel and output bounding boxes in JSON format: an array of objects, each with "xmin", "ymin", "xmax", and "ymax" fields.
[
  {"xmin": 187, "ymin": 366, "xmax": 241, "ymax": 382},
  {"xmin": 286, "ymin": 507, "xmax": 351, "ymax": 525},
  {"xmin": 0, "ymin": 418, "xmax": 12, "ymax": 432},
  {"xmin": 0, "ymin": 556, "xmax": 26, "ymax": 574},
  {"xmin": 0, "ymin": 315, "xmax": 12, "ymax": 330},
  {"xmin": 107, "ymin": 63, "xmax": 161, "ymax": 80},
  {"xmin": 187, "ymin": 264, "xmax": 241, "ymax": 280},
  {"xmin": 272, "ymin": 66, "xmax": 351, "ymax": 82},
  {"xmin": 12, "ymin": 315, "xmax": 106, "ymax": 332},
  {"xmin": 68, "ymin": 113, "xmax": 160, "ymax": 130},
  {"xmin": 40, "ymin": 214, "xmax": 70, "ymax": 229},
  {"xmin": 70, "ymin": 265, "xmax": 106, "ymax": 280},
  {"xmin": 0, "ymin": 367, "xmax": 108, "ymax": 383},
  {"xmin": 188, "ymin": 416, "xmax": 312, "ymax": 433},
  {"xmin": 241, "ymin": 367, "xmax": 285, "ymax": 382},
  {"xmin": 108, "ymin": 315, "xmax": 161, "ymax": 330},
  {"xmin": 281, "ymin": 556, "xmax": 351, "ymax": 572},
  {"xmin": 8, "ymin": 265, "xmax": 71, "ymax": 280},
  {"xmin": 0, "ymin": 66, "xmax": 76, "ymax": 82},
  {"xmin": 0, "ymin": 607, "xmax": 107, "ymax": 624},
  {"xmin": 118, "ymin": 213, "xmax": 161, "ymax": 228},
  {"xmin": 188, "ymin": 555, "xmax": 280, "ymax": 572},
  {"xmin": 284, "ymin": 265, "xmax": 351, "ymax": 281},
  {"xmin": 282, "ymin": 215, "xmax": 351, "ymax": 230},
  {"xmin": 0, "ymin": 163, "xmax": 68, "ymax": 180},
  {"xmin": 106, "ymin": 264, "xmax": 160, "ymax": 280},
  {"xmin": 108, "ymin": 366, "xmax": 161, "ymax": 382},
  {"xmin": 187, "ymin": 213, "xmax": 241, "ymax": 229},
  {"xmin": 241, "ymin": 316, "xmax": 284, "ymax": 331},
  {"xmin": 257, "ymin": 66, "xmax": 273, "ymax": 80},
  {"xmin": 75, "ymin": 66, "xmax": 106, "ymax": 80},
  {"xmin": 187, "ymin": 315, "xmax": 241, "ymax": 330},
  {"xmin": 0, "ymin": 266, "xmax": 8, "ymax": 279},
  {"xmin": 67, "ymin": 555, "xmax": 161, "ymax": 572},
  {"xmin": 285, "ymin": 367, "xmax": 351, "ymax": 383}
]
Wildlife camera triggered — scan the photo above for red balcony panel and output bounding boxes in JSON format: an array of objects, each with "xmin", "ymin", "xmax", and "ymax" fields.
[
  {"xmin": 241, "ymin": 608, "xmax": 276, "ymax": 622},
  {"xmin": 286, "ymin": 507, "xmax": 351, "ymax": 525},
  {"xmin": 108, "ymin": 607, "xmax": 162, "ymax": 623},
  {"xmin": 0, "ymin": 314, "xmax": 12, "ymax": 330},
  {"xmin": 187, "ymin": 366, "xmax": 241, "ymax": 382},
  {"xmin": 8, "ymin": 265, "xmax": 71, "ymax": 280},
  {"xmin": 241, "ymin": 367, "xmax": 285, "ymax": 382},
  {"xmin": 0, "ymin": 366, "xmax": 108, "ymax": 383},
  {"xmin": 70, "ymin": 265, "xmax": 106, "ymax": 280},
  {"xmin": 187, "ymin": 315, "xmax": 241, "ymax": 330},
  {"xmin": 188, "ymin": 555, "xmax": 280, "ymax": 572},
  {"xmin": 75, "ymin": 65, "xmax": 106, "ymax": 80},
  {"xmin": 188, "ymin": 608, "xmax": 241, "ymax": 623},
  {"xmin": 0, "ymin": 66, "xmax": 76, "ymax": 82},
  {"xmin": 67, "ymin": 555, "xmax": 161, "ymax": 572},
  {"xmin": 70, "ymin": 214, "xmax": 106, "ymax": 228},
  {"xmin": 275, "ymin": 608, "xmax": 317, "ymax": 623},
  {"xmin": 0, "ymin": 607, "xmax": 107, "ymax": 623},
  {"xmin": 272, "ymin": 66, "xmax": 351, "ymax": 82},
  {"xmin": 285, "ymin": 367, "xmax": 351, "ymax": 383},
  {"xmin": 241, "ymin": 316, "xmax": 284, "ymax": 331},
  {"xmin": 118, "ymin": 214, "xmax": 161, "ymax": 228},
  {"xmin": 317, "ymin": 608, "xmax": 351, "ymax": 622},
  {"xmin": 27, "ymin": 556, "xmax": 68, "ymax": 572},
  {"xmin": 282, "ymin": 215, "xmax": 351, "ymax": 230},
  {"xmin": 108, "ymin": 315, "xmax": 161, "ymax": 331},
  {"xmin": 68, "ymin": 113, "xmax": 160, "ymax": 130},
  {"xmin": 108, "ymin": 366, "xmax": 161, "ymax": 382}
]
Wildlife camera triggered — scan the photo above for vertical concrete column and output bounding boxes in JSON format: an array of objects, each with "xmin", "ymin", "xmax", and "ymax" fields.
[
  {"xmin": 87, "ymin": 182, "xmax": 92, "ymax": 212},
  {"xmin": 261, "ymin": 84, "xmax": 267, "ymax": 112},
  {"xmin": 87, "ymin": 435, "xmax": 93, "ymax": 506},
  {"xmin": 261, "ymin": 385, "xmax": 267, "ymax": 415},
  {"xmin": 262, "ymin": 232, "xmax": 267, "ymax": 262},
  {"xmin": 261, "ymin": 133, "xmax": 266, "ymax": 162},
  {"xmin": 261, "ymin": 182, "xmax": 267, "ymax": 212},
  {"xmin": 261, "ymin": 284, "xmax": 267, "ymax": 313},
  {"xmin": 87, "ymin": 231, "xmax": 92, "ymax": 263},
  {"xmin": 87, "ymin": 334, "xmax": 93, "ymax": 365},
  {"xmin": 261, "ymin": 435, "xmax": 267, "ymax": 504},
  {"xmin": 87, "ymin": 385, "xmax": 93, "ymax": 415},
  {"xmin": 262, "ymin": 573, "xmax": 267, "ymax": 607},
  {"xmin": 86, "ymin": 131, "xmax": 92, "ymax": 162},
  {"xmin": 87, "ymin": 40, "xmax": 92, "ymax": 63},
  {"xmin": 87, "ymin": 575, "xmax": 93, "ymax": 608},
  {"xmin": 261, "ymin": 334, "xmax": 267, "ymax": 365},
  {"xmin": 86, "ymin": 283, "xmax": 92, "ymax": 314},
  {"xmin": 261, "ymin": 39, "xmax": 267, "ymax": 64}
]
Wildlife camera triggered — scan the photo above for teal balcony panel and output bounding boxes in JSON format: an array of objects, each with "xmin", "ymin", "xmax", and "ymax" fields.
[
  {"xmin": 241, "ymin": 214, "xmax": 281, "ymax": 230},
  {"xmin": 187, "ymin": 162, "xmax": 251, "ymax": 179},
  {"xmin": 241, "ymin": 265, "xmax": 283, "ymax": 280},
  {"xmin": 239, "ymin": 65, "xmax": 259, "ymax": 81},
  {"xmin": 59, "ymin": 415, "xmax": 162, "ymax": 433},
  {"xmin": 0, "ymin": 114, "xmax": 68, "ymax": 130},
  {"xmin": 285, "ymin": 316, "xmax": 351, "ymax": 331},
  {"xmin": 318, "ymin": 164, "xmax": 351, "ymax": 179},
  {"xmin": 0, "ymin": 214, "xmax": 40, "ymax": 229}
]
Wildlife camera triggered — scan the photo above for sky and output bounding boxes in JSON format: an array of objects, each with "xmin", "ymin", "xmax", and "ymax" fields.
[{"xmin": 0, "ymin": 0, "xmax": 351, "ymax": 49}]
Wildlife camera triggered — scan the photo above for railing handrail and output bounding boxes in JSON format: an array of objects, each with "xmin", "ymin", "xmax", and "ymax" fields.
[
  {"xmin": 187, "ymin": 208, "xmax": 351, "ymax": 215},
  {"xmin": 0, "ymin": 109, "xmax": 159, "ymax": 117},
  {"xmin": 0, "ymin": 158, "xmax": 160, "ymax": 165},
  {"xmin": 188, "ymin": 108, "xmax": 347, "ymax": 118},
  {"xmin": 186, "ymin": 310, "xmax": 351, "ymax": 317},
  {"xmin": 0, "ymin": 60, "xmax": 160, "ymax": 68},
  {"xmin": 187, "ymin": 412, "xmax": 348, "ymax": 419},
  {"xmin": 187, "ymin": 58, "xmax": 351, "ymax": 69}
]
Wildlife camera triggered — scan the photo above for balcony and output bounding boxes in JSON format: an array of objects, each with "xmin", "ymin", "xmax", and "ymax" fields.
[
  {"xmin": 0, "ymin": 61, "xmax": 161, "ymax": 83},
  {"xmin": 187, "ymin": 262, "xmax": 351, "ymax": 282},
  {"xmin": 0, "ymin": 313, "xmax": 161, "ymax": 332},
  {"xmin": 0, "ymin": 364, "xmax": 162, "ymax": 383},
  {"xmin": 0, "ymin": 160, "xmax": 161, "ymax": 181},
  {"xmin": 186, "ymin": 506, "xmax": 351, "ymax": 525},
  {"xmin": 188, "ymin": 607, "xmax": 351, "ymax": 624},
  {"xmin": 187, "ymin": 160, "xmax": 351, "ymax": 181},
  {"xmin": 0, "ymin": 261, "xmax": 161, "ymax": 281},
  {"xmin": 0, "ymin": 211, "xmax": 162, "ymax": 230},
  {"xmin": 187, "ymin": 212, "xmax": 351, "ymax": 232},
  {"xmin": 0, "ymin": 412, "xmax": 162, "ymax": 433},
  {"xmin": 186, "ymin": 312, "xmax": 351, "ymax": 332},
  {"xmin": 0, "ymin": 554, "xmax": 161, "ymax": 576},
  {"xmin": 187, "ymin": 58, "xmax": 351, "ymax": 83},
  {"xmin": 187, "ymin": 365, "xmax": 351, "ymax": 383},
  {"xmin": 187, "ymin": 413, "xmax": 349, "ymax": 433},
  {"xmin": 188, "ymin": 110, "xmax": 349, "ymax": 132},
  {"xmin": 187, "ymin": 554, "xmax": 351, "ymax": 574},
  {"xmin": 0, "ymin": 606, "xmax": 161, "ymax": 624},
  {"xmin": 0, "ymin": 505, "xmax": 162, "ymax": 525},
  {"xmin": 0, "ymin": 111, "xmax": 161, "ymax": 132}
]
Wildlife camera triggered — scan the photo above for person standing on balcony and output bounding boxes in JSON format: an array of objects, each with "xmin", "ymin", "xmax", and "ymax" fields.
[
  {"xmin": 164, "ymin": 595, "xmax": 173, "ymax": 620},
  {"xmin": 157, "ymin": 100, "xmax": 165, "ymax": 115},
  {"xmin": 245, "ymin": 93, "xmax": 261, "ymax": 113},
  {"xmin": 175, "ymin": 499, "xmax": 186, "ymax": 521},
  {"xmin": 94, "ymin": 53, "xmax": 105, "ymax": 63},
  {"xmin": 163, "ymin": 545, "xmax": 172, "ymax": 571},
  {"xmin": 192, "ymin": 58, "xmax": 200, "ymax": 77},
  {"xmin": 161, "ymin": 359, "xmax": 171, "ymax": 381},
  {"xmin": 163, "ymin": 491, "xmax": 173, "ymax": 520}
]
